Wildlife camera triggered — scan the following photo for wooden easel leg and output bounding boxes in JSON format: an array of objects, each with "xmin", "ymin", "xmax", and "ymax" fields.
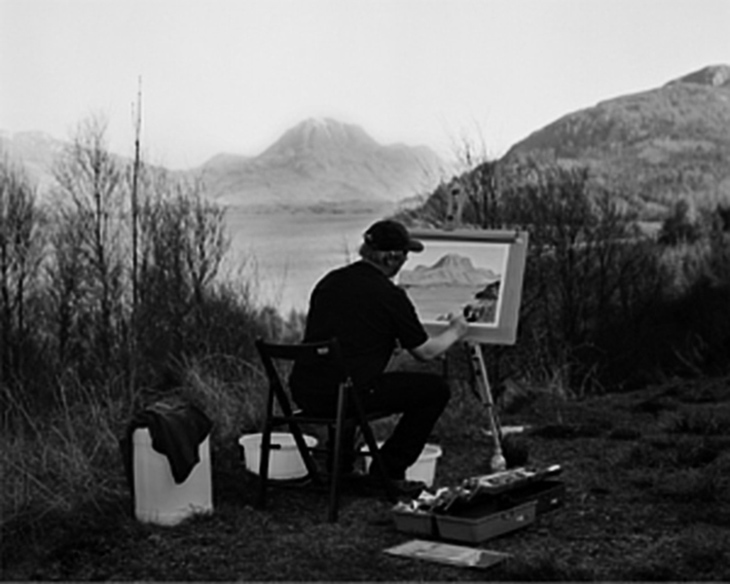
[{"xmin": 467, "ymin": 342, "xmax": 506, "ymax": 472}]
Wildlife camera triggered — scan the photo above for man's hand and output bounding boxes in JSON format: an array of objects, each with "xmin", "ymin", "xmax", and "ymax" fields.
[
  {"xmin": 447, "ymin": 313, "xmax": 470, "ymax": 339},
  {"xmin": 410, "ymin": 313, "xmax": 470, "ymax": 361}
]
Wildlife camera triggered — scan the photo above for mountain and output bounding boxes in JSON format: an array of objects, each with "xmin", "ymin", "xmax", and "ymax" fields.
[
  {"xmin": 0, "ymin": 119, "xmax": 450, "ymax": 208},
  {"xmin": 399, "ymin": 253, "xmax": 499, "ymax": 287},
  {"xmin": 502, "ymin": 65, "xmax": 730, "ymax": 217},
  {"xmin": 197, "ymin": 118, "xmax": 451, "ymax": 207},
  {"xmin": 0, "ymin": 131, "xmax": 66, "ymax": 193}
]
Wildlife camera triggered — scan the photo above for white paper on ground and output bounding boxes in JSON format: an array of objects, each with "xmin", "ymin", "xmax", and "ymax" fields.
[{"xmin": 384, "ymin": 539, "xmax": 511, "ymax": 569}]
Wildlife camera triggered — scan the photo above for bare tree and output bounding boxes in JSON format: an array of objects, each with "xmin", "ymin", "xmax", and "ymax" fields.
[
  {"xmin": 133, "ymin": 169, "xmax": 229, "ymax": 380},
  {"xmin": 45, "ymin": 203, "xmax": 88, "ymax": 368},
  {"xmin": 179, "ymin": 178, "xmax": 229, "ymax": 308},
  {"xmin": 0, "ymin": 159, "xmax": 45, "ymax": 385},
  {"xmin": 50, "ymin": 116, "xmax": 126, "ymax": 371}
]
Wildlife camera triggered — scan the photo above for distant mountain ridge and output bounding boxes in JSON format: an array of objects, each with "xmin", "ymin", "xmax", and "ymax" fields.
[
  {"xmin": 197, "ymin": 117, "xmax": 450, "ymax": 207},
  {"xmin": 0, "ymin": 118, "xmax": 451, "ymax": 208},
  {"xmin": 5, "ymin": 64, "xmax": 729, "ymax": 216},
  {"xmin": 502, "ymin": 65, "xmax": 730, "ymax": 217}
]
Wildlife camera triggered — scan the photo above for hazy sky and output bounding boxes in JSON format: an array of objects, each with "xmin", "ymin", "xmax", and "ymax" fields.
[{"xmin": 2, "ymin": 0, "xmax": 728, "ymax": 168}]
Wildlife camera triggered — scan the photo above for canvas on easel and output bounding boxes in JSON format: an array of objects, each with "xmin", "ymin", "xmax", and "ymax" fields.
[{"xmin": 398, "ymin": 229, "xmax": 529, "ymax": 344}]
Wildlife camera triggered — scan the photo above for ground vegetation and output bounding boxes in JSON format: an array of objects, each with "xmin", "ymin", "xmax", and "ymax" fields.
[{"xmin": 1, "ymin": 124, "xmax": 729, "ymax": 581}]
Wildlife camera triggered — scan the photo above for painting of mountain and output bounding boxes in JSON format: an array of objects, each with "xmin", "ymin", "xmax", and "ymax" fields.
[
  {"xmin": 396, "ymin": 231, "xmax": 529, "ymax": 344},
  {"xmin": 398, "ymin": 240, "xmax": 508, "ymax": 326},
  {"xmin": 400, "ymin": 252, "xmax": 502, "ymax": 324},
  {"xmin": 399, "ymin": 253, "xmax": 499, "ymax": 287}
]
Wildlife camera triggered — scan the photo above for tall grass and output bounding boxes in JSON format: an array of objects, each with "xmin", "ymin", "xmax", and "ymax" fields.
[
  {"xmin": 0, "ymin": 325, "xmax": 283, "ymax": 530},
  {"xmin": 1, "ymin": 376, "xmax": 131, "ymax": 525}
]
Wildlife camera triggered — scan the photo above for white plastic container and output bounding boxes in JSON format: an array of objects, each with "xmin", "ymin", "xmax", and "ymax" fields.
[
  {"xmin": 361, "ymin": 443, "xmax": 443, "ymax": 487},
  {"xmin": 407, "ymin": 443, "xmax": 443, "ymax": 486},
  {"xmin": 239, "ymin": 432, "xmax": 318, "ymax": 480},
  {"xmin": 133, "ymin": 428, "xmax": 213, "ymax": 526}
]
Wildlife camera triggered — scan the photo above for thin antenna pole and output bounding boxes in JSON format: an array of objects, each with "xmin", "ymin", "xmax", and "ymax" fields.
[
  {"xmin": 131, "ymin": 76, "xmax": 142, "ymax": 311},
  {"xmin": 128, "ymin": 75, "xmax": 142, "ymax": 395}
]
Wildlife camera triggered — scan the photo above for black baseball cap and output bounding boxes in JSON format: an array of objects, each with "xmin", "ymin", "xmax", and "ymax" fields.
[{"xmin": 363, "ymin": 220, "xmax": 424, "ymax": 252}]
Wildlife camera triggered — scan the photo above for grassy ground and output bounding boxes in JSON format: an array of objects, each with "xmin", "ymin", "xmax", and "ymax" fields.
[{"xmin": 2, "ymin": 374, "xmax": 729, "ymax": 581}]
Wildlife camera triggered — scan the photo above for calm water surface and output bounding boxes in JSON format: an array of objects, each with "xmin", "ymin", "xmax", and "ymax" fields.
[{"xmin": 223, "ymin": 204, "xmax": 393, "ymax": 313}]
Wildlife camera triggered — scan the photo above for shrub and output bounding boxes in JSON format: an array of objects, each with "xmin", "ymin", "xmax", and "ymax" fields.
[
  {"xmin": 658, "ymin": 200, "xmax": 700, "ymax": 245},
  {"xmin": 397, "ymin": 158, "xmax": 730, "ymax": 392},
  {"xmin": 652, "ymin": 456, "xmax": 730, "ymax": 503},
  {"xmin": 661, "ymin": 406, "xmax": 730, "ymax": 436}
]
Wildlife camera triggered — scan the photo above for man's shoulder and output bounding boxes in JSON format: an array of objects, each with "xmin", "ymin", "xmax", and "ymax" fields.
[
  {"xmin": 314, "ymin": 261, "xmax": 400, "ymax": 301},
  {"xmin": 320, "ymin": 261, "xmax": 379, "ymax": 283},
  {"xmin": 317, "ymin": 262, "xmax": 358, "ymax": 284},
  {"xmin": 313, "ymin": 261, "xmax": 364, "ymax": 295}
]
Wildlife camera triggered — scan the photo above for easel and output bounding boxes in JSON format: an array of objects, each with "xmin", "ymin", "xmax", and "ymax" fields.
[
  {"xmin": 443, "ymin": 186, "xmax": 510, "ymax": 471},
  {"xmin": 466, "ymin": 341, "xmax": 506, "ymax": 471}
]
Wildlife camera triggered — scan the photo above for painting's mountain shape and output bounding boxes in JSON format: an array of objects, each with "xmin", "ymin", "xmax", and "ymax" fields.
[
  {"xmin": 399, "ymin": 253, "xmax": 499, "ymax": 287},
  {"xmin": 502, "ymin": 65, "xmax": 730, "ymax": 217},
  {"xmin": 197, "ymin": 117, "xmax": 450, "ymax": 206}
]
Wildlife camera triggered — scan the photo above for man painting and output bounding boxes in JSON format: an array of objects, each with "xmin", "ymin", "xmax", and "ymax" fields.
[{"xmin": 290, "ymin": 220, "xmax": 469, "ymax": 493}]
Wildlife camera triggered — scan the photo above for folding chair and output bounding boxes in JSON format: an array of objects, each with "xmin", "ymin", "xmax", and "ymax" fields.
[{"xmin": 254, "ymin": 337, "xmax": 398, "ymax": 522}]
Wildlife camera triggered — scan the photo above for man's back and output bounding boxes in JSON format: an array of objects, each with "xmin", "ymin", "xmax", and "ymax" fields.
[
  {"xmin": 288, "ymin": 219, "xmax": 467, "ymax": 485},
  {"xmin": 292, "ymin": 260, "xmax": 427, "ymax": 393}
]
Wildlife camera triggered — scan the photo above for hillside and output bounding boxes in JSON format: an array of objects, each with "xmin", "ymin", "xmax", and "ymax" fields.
[
  {"xmin": 197, "ymin": 118, "xmax": 450, "ymax": 207},
  {"xmin": 0, "ymin": 131, "xmax": 65, "ymax": 193},
  {"xmin": 502, "ymin": 65, "xmax": 730, "ymax": 218}
]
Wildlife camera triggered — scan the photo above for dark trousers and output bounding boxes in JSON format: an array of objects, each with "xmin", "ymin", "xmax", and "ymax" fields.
[
  {"xmin": 294, "ymin": 371, "xmax": 450, "ymax": 480},
  {"xmin": 362, "ymin": 371, "xmax": 450, "ymax": 479}
]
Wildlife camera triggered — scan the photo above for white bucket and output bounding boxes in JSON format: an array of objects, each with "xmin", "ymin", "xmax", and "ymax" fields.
[
  {"xmin": 239, "ymin": 432, "xmax": 318, "ymax": 480},
  {"xmin": 133, "ymin": 428, "xmax": 213, "ymax": 526},
  {"xmin": 361, "ymin": 442, "xmax": 443, "ymax": 487}
]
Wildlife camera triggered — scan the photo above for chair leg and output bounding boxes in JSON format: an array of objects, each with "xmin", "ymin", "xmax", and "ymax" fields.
[
  {"xmin": 328, "ymin": 386, "xmax": 350, "ymax": 522},
  {"xmin": 257, "ymin": 425, "xmax": 273, "ymax": 509},
  {"xmin": 360, "ymin": 426, "xmax": 397, "ymax": 502},
  {"xmin": 287, "ymin": 422, "xmax": 322, "ymax": 484},
  {"xmin": 353, "ymin": 404, "xmax": 398, "ymax": 503},
  {"xmin": 326, "ymin": 426, "xmax": 336, "ymax": 473}
]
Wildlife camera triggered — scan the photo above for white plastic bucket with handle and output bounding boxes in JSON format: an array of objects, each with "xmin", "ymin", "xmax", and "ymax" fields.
[
  {"xmin": 239, "ymin": 432, "xmax": 318, "ymax": 480},
  {"xmin": 361, "ymin": 442, "xmax": 443, "ymax": 487}
]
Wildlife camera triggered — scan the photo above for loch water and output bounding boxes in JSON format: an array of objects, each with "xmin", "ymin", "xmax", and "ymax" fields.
[{"xmin": 223, "ymin": 203, "xmax": 393, "ymax": 314}]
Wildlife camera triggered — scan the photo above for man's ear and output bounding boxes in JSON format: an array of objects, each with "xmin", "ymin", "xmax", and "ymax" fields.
[{"xmin": 384, "ymin": 251, "xmax": 405, "ymax": 269}]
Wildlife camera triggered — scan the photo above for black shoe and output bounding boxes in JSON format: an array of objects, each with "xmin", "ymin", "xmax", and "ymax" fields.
[
  {"xmin": 325, "ymin": 455, "xmax": 358, "ymax": 477},
  {"xmin": 391, "ymin": 479, "xmax": 427, "ymax": 498},
  {"xmin": 366, "ymin": 471, "xmax": 426, "ymax": 498}
]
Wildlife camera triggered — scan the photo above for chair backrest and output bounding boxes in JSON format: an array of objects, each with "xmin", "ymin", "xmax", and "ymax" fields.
[{"xmin": 255, "ymin": 337, "xmax": 348, "ymax": 418}]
